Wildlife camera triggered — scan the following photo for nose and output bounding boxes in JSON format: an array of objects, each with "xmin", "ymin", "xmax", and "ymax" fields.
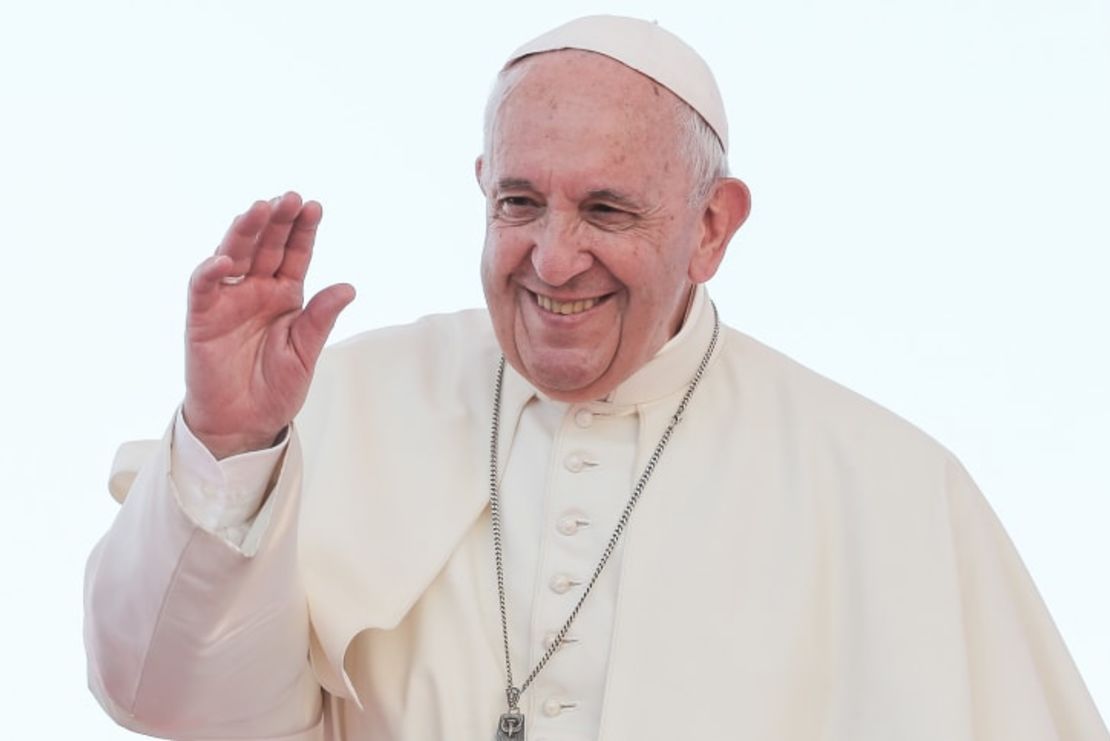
[{"xmin": 530, "ymin": 215, "xmax": 594, "ymax": 287}]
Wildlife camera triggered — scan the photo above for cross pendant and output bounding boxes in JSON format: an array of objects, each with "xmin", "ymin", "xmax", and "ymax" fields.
[{"xmin": 496, "ymin": 709, "xmax": 525, "ymax": 740}]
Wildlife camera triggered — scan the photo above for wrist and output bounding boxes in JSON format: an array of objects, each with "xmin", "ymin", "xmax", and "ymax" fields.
[
  {"xmin": 181, "ymin": 408, "xmax": 286, "ymax": 460},
  {"xmin": 199, "ymin": 429, "xmax": 287, "ymax": 460}
]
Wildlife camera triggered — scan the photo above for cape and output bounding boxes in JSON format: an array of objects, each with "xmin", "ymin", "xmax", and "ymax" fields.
[{"xmin": 86, "ymin": 304, "xmax": 1109, "ymax": 740}]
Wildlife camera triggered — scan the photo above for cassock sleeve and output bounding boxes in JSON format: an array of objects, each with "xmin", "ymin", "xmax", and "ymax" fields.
[
  {"xmin": 945, "ymin": 456, "xmax": 1109, "ymax": 739},
  {"xmin": 83, "ymin": 417, "xmax": 325, "ymax": 740},
  {"xmin": 170, "ymin": 408, "xmax": 287, "ymax": 553}
]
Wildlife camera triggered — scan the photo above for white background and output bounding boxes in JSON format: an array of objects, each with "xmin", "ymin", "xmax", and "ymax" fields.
[{"xmin": 1, "ymin": 0, "xmax": 1106, "ymax": 735}]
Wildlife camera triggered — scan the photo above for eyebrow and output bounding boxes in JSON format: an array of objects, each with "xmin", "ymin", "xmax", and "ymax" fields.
[
  {"xmin": 494, "ymin": 180, "xmax": 645, "ymax": 211},
  {"xmin": 495, "ymin": 178, "xmax": 536, "ymax": 192}
]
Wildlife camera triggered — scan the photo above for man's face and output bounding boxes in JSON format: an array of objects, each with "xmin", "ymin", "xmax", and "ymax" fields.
[{"xmin": 478, "ymin": 50, "xmax": 714, "ymax": 402}]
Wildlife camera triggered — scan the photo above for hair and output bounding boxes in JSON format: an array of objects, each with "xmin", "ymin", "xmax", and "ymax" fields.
[
  {"xmin": 674, "ymin": 98, "xmax": 730, "ymax": 206},
  {"xmin": 482, "ymin": 59, "xmax": 729, "ymax": 207}
]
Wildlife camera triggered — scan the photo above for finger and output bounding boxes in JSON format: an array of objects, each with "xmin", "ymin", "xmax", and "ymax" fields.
[
  {"xmin": 288, "ymin": 283, "xmax": 356, "ymax": 371},
  {"xmin": 275, "ymin": 200, "xmax": 324, "ymax": 282},
  {"xmin": 188, "ymin": 254, "xmax": 238, "ymax": 314},
  {"xmin": 215, "ymin": 200, "xmax": 272, "ymax": 273},
  {"xmin": 250, "ymin": 191, "xmax": 303, "ymax": 277}
]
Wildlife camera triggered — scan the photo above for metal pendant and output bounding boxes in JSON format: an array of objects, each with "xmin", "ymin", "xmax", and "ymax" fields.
[{"xmin": 496, "ymin": 710, "xmax": 525, "ymax": 740}]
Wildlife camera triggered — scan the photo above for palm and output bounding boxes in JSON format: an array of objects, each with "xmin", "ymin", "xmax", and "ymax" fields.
[{"xmin": 183, "ymin": 194, "xmax": 355, "ymax": 459}]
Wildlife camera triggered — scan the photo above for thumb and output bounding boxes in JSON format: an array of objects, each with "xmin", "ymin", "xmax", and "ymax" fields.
[{"xmin": 289, "ymin": 283, "xmax": 357, "ymax": 371}]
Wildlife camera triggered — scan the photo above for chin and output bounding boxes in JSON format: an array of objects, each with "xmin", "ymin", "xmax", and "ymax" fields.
[{"xmin": 519, "ymin": 350, "xmax": 612, "ymax": 400}]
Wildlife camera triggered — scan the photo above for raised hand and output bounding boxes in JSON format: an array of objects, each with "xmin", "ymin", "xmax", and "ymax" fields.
[{"xmin": 182, "ymin": 192, "xmax": 356, "ymax": 459}]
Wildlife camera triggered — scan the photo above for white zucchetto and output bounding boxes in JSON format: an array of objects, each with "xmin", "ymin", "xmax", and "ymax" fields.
[{"xmin": 505, "ymin": 15, "xmax": 729, "ymax": 152}]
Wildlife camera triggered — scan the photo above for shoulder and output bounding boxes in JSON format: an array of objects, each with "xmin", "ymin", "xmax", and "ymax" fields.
[
  {"xmin": 716, "ymin": 324, "xmax": 957, "ymax": 475},
  {"xmin": 322, "ymin": 308, "xmax": 495, "ymax": 368},
  {"xmin": 298, "ymin": 308, "xmax": 500, "ymax": 437},
  {"xmin": 313, "ymin": 308, "xmax": 496, "ymax": 386}
]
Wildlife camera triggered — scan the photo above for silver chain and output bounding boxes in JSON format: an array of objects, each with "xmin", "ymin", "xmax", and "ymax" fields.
[{"xmin": 488, "ymin": 302, "xmax": 720, "ymax": 713}]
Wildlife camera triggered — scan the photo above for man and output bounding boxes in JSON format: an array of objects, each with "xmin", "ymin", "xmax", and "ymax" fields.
[{"xmin": 85, "ymin": 15, "xmax": 1108, "ymax": 741}]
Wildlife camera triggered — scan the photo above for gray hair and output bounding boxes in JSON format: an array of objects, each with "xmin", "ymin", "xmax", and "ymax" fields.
[
  {"xmin": 482, "ymin": 62, "xmax": 729, "ymax": 207},
  {"xmin": 674, "ymin": 98, "xmax": 730, "ymax": 205}
]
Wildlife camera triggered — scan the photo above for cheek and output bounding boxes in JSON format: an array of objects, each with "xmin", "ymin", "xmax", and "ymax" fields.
[
  {"xmin": 479, "ymin": 236, "xmax": 496, "ymax": 285},
  {"xmin": 481, "ymin": 228, "xmax": 531, "ymax": 285},
  {"xmin": 612, "ymin": 241, "xmax": 681, "ymax": 298},
  {"xmin": 612, "ymin": 232, "xmax": 698, "ymax": 324},
  {"xmin": 481, "ymin": 231, "xmax": 532, "ymax": 334}
]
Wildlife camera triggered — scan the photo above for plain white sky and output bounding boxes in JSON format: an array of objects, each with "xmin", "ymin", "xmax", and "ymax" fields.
[{"xmin": 1, "ymin": 0, "xmax": 1106, "ymax": 735}]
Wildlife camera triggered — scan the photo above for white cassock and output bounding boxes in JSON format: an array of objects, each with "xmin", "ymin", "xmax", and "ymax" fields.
[{"xmin": 85, "ymin": 287, "xmax": 1109, "ymax": 740}]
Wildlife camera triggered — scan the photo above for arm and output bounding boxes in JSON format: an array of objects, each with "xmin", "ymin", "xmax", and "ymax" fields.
[
  {"xmin": 85, "ymin": 193, "xmax": 355, "ymax": 737},
  {"xmin": 84, "ymin": 422, "xmax": 321, "ymax": 738}
]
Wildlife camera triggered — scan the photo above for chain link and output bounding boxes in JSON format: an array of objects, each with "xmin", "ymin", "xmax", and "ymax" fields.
[{"xmin": 489, "ymin": 302, "xmax": 721, "ymax": 712}]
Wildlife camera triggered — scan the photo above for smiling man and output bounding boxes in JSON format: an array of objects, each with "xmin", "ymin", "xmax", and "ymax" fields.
[
  {"xmin": 479, "ymin": 48, "xmax": 748, "ymax": 401},
  {"xmin": 85, "ymin": 15, "xmax": 1108, "ymax": 741}
]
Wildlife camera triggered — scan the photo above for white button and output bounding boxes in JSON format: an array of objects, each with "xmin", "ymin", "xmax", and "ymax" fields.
[
  {"xmin": 543, "ymin": 632, "xmax": 580, "ymax": 651},
  {"xmin": 574, "ymin": 408, "xmax": 594, "ymax": 428},
  {"xmin": 542, "ymin": 698, "xmax": 578, "ymax": 717},
  {"xmin": 564, "ymin": 453, "xmax": 584, "ymax": 472},
  {"xmin": 557, "ymin": 515, "xmax": 589, "ymax": 536},
  {"xmin": 549, "ymin": 574, "xmax": 580, "ymax": 594}
]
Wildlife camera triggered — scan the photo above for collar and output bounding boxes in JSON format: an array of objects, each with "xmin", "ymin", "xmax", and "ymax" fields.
[{"xmin": 500, "ymin": 284, "xmax": 718, "ymax": 411}]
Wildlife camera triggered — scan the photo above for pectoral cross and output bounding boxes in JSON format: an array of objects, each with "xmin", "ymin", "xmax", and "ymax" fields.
[{"xmin": 496, "ymin": 710, "xmax": 524, "ymax": 740}]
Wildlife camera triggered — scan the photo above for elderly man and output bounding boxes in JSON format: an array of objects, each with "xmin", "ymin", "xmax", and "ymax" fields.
[{"xmin": 85, "ymin": 15, "xmax": 1107, "ymax": 741}]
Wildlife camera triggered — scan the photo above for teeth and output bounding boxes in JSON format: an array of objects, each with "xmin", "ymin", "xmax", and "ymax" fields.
[{"xmin": 536, "ymin": 294, "xmax": 598, "ymax": 315}]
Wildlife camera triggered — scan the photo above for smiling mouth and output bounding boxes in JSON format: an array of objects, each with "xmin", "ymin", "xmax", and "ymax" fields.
[{"xmin": 534, "ymin": 292, "xmax": 608, "ymax": 316}]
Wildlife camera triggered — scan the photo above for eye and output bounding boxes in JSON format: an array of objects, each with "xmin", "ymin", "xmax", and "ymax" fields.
[
  {"xmin": 585, "ymin": 202, "xmax": 635, "ymax": 227},
  {"xmin": 494, "ymin": 196, "xmax": 542, "ymax": 221}
]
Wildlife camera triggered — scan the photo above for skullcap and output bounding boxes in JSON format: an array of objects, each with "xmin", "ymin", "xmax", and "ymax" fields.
[{"xmin": 505, "ymin": 15, "xmax": 729, "ymax": 152}]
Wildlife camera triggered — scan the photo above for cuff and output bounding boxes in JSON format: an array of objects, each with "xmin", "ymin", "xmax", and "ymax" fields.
[{"xmin": 170, "ymin": 408, "xmax": 288, "ymax": 546}]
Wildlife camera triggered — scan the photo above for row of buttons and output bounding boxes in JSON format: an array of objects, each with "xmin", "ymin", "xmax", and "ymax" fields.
[{"xmin": 532, "ymin": 404, "xmax": 604, "ymax": 737}]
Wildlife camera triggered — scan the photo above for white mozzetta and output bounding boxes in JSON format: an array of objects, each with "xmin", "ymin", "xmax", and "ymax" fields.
[{"xmin": 86, "ymin": 286, "xmax": 1109, "ymax": 739}]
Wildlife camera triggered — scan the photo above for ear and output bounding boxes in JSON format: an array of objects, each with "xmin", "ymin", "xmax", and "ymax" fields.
[
  {"xmin": 688, "ymin": 178, "xmax": 751, "ymax": 283},
  {"xmin": 474, "ymin": 155, "xmax": 486, "ymax": 195}
]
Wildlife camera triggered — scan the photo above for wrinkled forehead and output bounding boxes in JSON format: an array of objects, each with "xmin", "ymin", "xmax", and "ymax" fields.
[
  {"xmin": 486, "ymin": 52, "xmax": 691, "ymax": 199},
  {"xmin": 496, "ymin": 49, "xmax": 684, "ymax": 125}
]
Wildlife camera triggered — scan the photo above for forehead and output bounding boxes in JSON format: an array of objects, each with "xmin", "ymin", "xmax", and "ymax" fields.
[{"xmin": 488, "ymin": 50, "xmax": 688, "ymax": 193}]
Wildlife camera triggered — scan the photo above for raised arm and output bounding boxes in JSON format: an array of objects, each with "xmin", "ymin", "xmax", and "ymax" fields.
[{"xmin": 85, "ymin": 194, "xmax": 353, "ymax": 738}]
